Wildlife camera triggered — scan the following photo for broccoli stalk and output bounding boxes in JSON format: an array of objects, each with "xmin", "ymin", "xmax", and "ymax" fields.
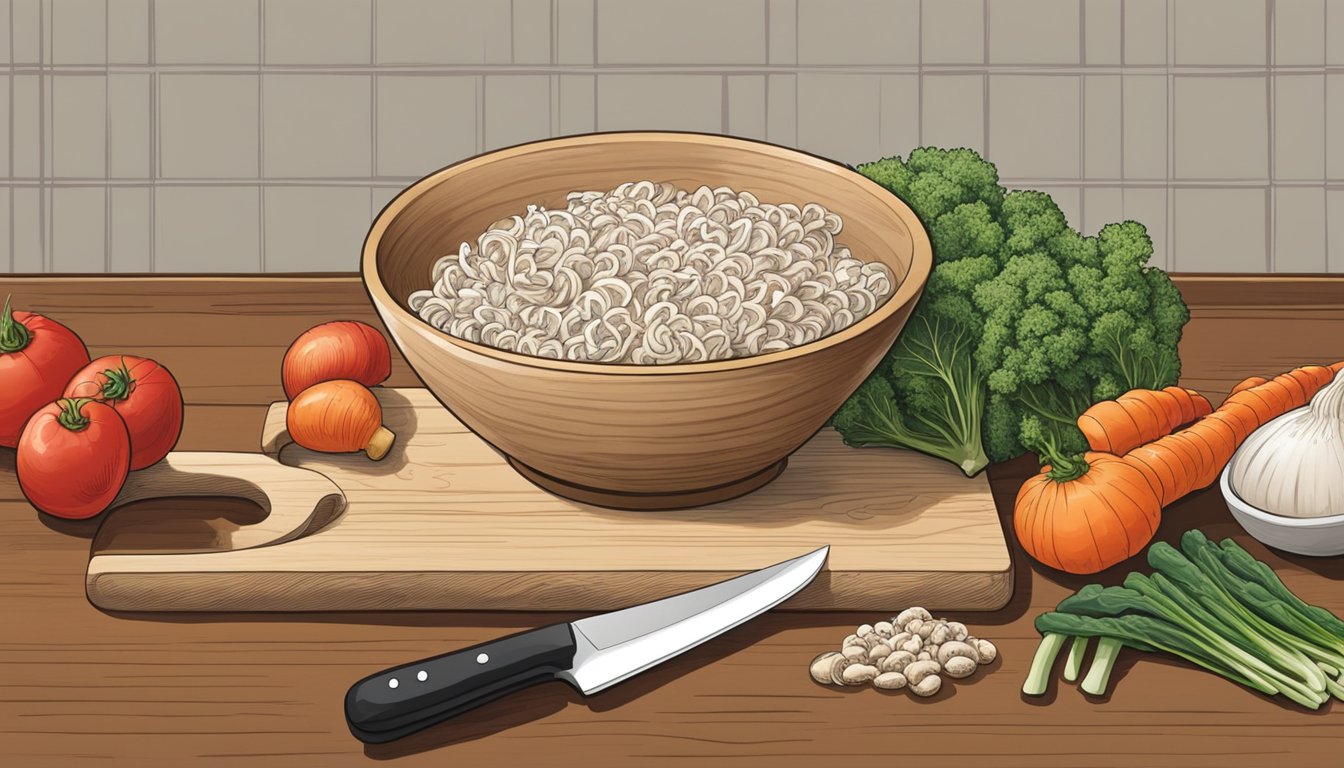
[
  {"xmin": 834, "ymin": 148, "xmax": 1006, "ymax": 477},
  {"xmin": 833, "ymin": 306, "xmax": 988, "ymax": 476}
]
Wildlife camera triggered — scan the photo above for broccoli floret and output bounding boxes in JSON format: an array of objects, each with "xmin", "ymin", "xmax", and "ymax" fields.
[
  {"xmin": 1071, "ymin": 221, "xmax": 1189, "ymax": 397},
  {"xmin": 972, "ymin": 195, "xmax": 1186, "ymax": 460},
  {"xmin": 864, "ymin": 148, "xmax": 1004, "ymax": 223},
  {"xmin": 837, "ymin": 148, "xmax": 1189, "ymax": 475}
]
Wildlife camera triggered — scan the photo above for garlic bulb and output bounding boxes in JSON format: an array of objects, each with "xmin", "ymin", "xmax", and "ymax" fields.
[{"xmin": 1229, "ymin": 371, "xmax": 1344, "ymax": 518}]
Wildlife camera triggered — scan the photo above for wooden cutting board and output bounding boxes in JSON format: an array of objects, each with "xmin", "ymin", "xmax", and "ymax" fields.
[{"xmin": 86, "ymin": 388, "xmax": 1012, "ymax": 612}]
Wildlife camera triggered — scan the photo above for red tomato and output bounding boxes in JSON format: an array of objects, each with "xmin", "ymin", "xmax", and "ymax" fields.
[
  {"xmin": 17, "ymin": 398, "xmax": 131, "ymax": 519},
  {"xmin": 282, "ymin": 321, "xmax": 392, "ymax": 400},
  {"xmin": 0, "ymin": 296, "xmax": 90, "ymax": 448},
  {"xmin": 65, "ymin": 355, "xmax": 183, "ymax": 470}
]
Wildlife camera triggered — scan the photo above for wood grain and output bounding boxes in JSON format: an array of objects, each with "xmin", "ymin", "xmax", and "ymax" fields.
[
  {"xmin": 85, "ymin": 389, "xmax": 1010, "ymax": 612},
  {"xmin": 1, "ymin": 275, "xmax": 1343, "ymax": 767},
  {"xmin": 99, "ymin": 452, "xmax": 346, "ymax": 554}
]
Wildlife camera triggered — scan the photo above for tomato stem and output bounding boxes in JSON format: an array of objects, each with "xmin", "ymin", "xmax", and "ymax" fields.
[
  {"xmin": 56, "ymin": 398, "xmax": 93, "ymax": 432},
  {"xmin": 100, "ymin": 357, "xmax": 135, "ymax": 401},
  {"xmin": 0, "ymin": 295, "xmax": 32, "ymax": 353}
]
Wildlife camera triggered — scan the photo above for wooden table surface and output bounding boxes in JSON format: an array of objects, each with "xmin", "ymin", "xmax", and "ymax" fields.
[{"xmin": 2, "ymin": 276, "xmax": 1343, "ymax": 767}]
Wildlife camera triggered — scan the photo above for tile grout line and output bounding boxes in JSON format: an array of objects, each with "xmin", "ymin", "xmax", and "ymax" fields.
[
  {"xmin": 916, "ymin": 0, "xmax": 926, "ymax": 146},
  {"xmin": 1166, "ymin": 0, "xmax": 1175, "ymax": 271},
  {"xmin": 1326, "ymin": 0, "xmax": 1332, "ymax": 271},
  {"xmin": 12, "ymin": 63, "xmax": 1344, "ymax": 75},
  {"xmin": 982, "ymin": 0, "xmax": 989, "ymax": 156},
  {"xmin": 7, "ymin": 176, "xmax": 1336, "ymax": 188},
  {"xmin": 148, "ymin": 0, "xmax": 155, "ymax": 271},
  {"xmin": 592, "ymin": 0, "xmax": 598, "ymax": 129},
  {"xmin": 876, "ymin": 68, "xmax": 882, "ymax": 155},
  {"xmin": 8, "ymin": 0, "xmax": 14, "ymax": 271},
  {"xmin": 720, "ymin": 73, "xmax": 728, "ymax": 135},
  {"xmin": 370, "ymin": 0, "xmax": 377, "ymax": 190},
  {"xmin": 1080, "ymin": 0, "xmax": 1087, "ymax": 230},
  {"xmin": 257, "ymin": 0, "xmax": 264, "ymax": 273},
  {"xmin": 1080, "ymin": 0, "xmax": 1086, "ymax": 64},
  {"xmin": 40, "ymin": 0, "xmax": 48, "ymax": 272},
  {"xmin": 1267, "ymin": 0, "xmax": 1276, "ymax": 272},
  {"xmin": 104, "ymin": 0, "xmax": 110, "ymax": 272}
]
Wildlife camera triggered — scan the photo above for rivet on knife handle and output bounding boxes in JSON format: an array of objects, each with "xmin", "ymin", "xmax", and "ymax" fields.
[{"xmin": 344, "ymin": 623, "xmax": 577, "ymax": 744}]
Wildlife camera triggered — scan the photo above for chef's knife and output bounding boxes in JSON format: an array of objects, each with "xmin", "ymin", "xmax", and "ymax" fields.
[{"xmin": 344, "ymin": 546, "xmax": 828, "ymax": 743}]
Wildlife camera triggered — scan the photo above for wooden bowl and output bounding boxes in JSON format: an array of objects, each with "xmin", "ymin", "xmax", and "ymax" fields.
[{"xmin": 363, "ymin": 132, "xmax": 931, "ymax": 509}]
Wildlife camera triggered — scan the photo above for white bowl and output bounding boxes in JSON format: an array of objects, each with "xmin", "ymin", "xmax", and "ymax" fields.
[{"xmin": 1220, "ymin": 465, "xmax": 1344, "ymax": 556}]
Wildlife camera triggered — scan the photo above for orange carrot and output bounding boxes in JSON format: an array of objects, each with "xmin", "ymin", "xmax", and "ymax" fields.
[
  {"xmin": 1120, "ymin": 396, "xmax": 1162, "ymax": 446},
  {"xmin": 1015, "ymin": 361, "xmax": 1343, "ymax": 575},
  {"xmin": 1012, "ymin": 453, "xmax": 1160, "ymax": 575},
  {"xmin": 1164, "ymin": 386, "xmax": 1201, "ymax": 424},
  {"xmin": 1230, "ymin": 376, "xmax": 1267, "ymax": 395},
  {"xmin": 1221, "ymin": 390, "xmax": 1275, "ymax": 426},
  {"xmin": 1078, "ymin": 400, "xmax": 1141, "ymax": 454},
  {"xmin": 1293, "ymin": 364, "xmax": 1337, "ymax": 395},
  {"xmin": 1274, "ymin": 372, "xmax": 1310, "ymax": 408},
  {"xmin": 1170, "ymin": 431, "xmax": 1216, "ymax": 491},
  {"xmin": 1138, "ymin": 390, "xmax": 1187, "ymax": 435},
  {"xmin": 1078, "ymin": 388, "xmax": 1209, "ymax": 455},
  {"xmin": 1211, "ymin": 403, "xmax": 1256, "ymax": 444},
  {"xmin": 1187, "ymin": 388, "xmax": 1213, "ymax": 418},
  {"xmin": 1250, "ymin": 378, "xmax": 1295, "ymax": 414},
  {"xmin": 1192, "ymin": 415, "xmax": 1239, "ymax": 486},
  {"xmin": 1125, "ymin": 443, "xmax": 1182, "ymax": 506}
]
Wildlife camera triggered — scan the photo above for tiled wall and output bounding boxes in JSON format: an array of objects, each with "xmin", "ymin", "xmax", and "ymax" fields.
[{"xmin": 3, "ymin": 0, "xmax": 1344, "ymax": 273}]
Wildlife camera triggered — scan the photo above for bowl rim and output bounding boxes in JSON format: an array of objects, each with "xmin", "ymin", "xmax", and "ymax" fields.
[
  {"xmin": 1220, "ymin": 463, "xmax": 1344, "ymax": 529},
  {"xmin": 361, "ymin": 130, "xmax": 933, "ymax": 376}
]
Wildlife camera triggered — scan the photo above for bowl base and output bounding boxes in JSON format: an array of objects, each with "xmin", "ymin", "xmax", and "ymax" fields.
[{"xmin": 506, "ymin": 458, "xmax": 788, "ymax": 511}]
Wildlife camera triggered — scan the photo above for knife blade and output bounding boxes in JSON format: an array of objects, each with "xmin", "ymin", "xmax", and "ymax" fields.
[{"xmin": 344, "ymin": 546, "xmax": 828, "ymax": 743}]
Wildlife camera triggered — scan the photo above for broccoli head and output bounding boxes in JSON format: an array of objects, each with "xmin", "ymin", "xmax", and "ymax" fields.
[
  {"xmin": 837, "ymin": 148, "xmax": 1190, "ymax": 475},
  {"xmin": 969, "ymin": 192, "xmax": 1186, "ymax": 461}
]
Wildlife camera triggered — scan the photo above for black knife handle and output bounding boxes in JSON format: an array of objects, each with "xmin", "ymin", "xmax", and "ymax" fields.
[{"xmin": 344, "ymin": 623, "xmax": 578, "ymax": 744}]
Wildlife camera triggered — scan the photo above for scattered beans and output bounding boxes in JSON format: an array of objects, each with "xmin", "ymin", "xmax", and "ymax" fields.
[
  {"xmin": 810, "ymin": 652, "xmax": 843, "ymax": 684},
  {"xmin": 903, "ymin": 659, "xmax": 941, "ymax": 686},
  {"xmin": 943, "ymin": 656, "xmax": 977, "ymax": 679},
  {"xmin": 873, "ymin": 671, "xmax": 907, "ymax": 690},
  {"xmin": 910, "ymin": 673, "xmax": 942, "ymax": 697},
  {"xmin": 806, "ymin": 607, "xmax": 998, "ymax": 699},
  {"xmin": 841, "ymin": 664, "xmax": 879, "ymax": 685},
  {"xmin": 936, "ymin": 641, "xmax": 979, "ymax": 668},
  {"xmin": 974, "ymin": 638, "xmax": 998, "ymax": 664},
  {"xmin": 842, "ymin": 645, "xmax": 867, "ymax": 662}
]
